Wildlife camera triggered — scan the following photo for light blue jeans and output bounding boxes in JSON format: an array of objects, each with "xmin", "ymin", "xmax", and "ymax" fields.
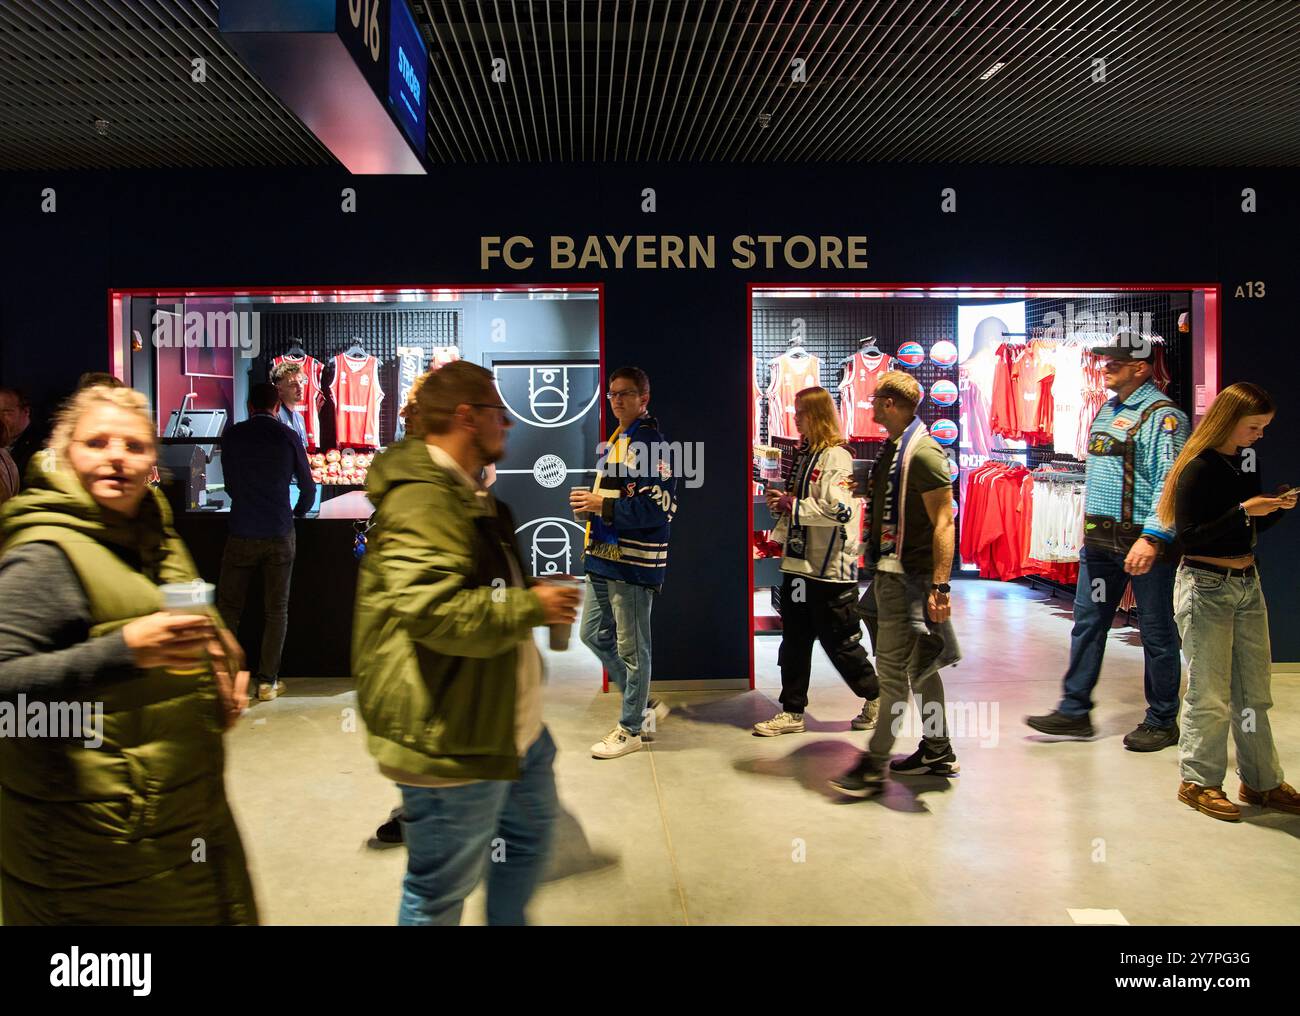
[
  {"xmin": 1174, "ymin": 565, "xmax": 1284, "ymax": 791},
  {"xmin": 580, "ymin": 573, "xmax": 656, "ymax": 734},
  {"xmin": 396, "ymin": 728, "xmax": 557, "ymax": 926}
]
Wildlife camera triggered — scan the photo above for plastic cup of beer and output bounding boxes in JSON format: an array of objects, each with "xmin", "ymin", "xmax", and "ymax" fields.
[
  {"xmin": 571, "ymin": 486, "xmax": 593, "ymax": 524},
  {"xmin": 159, "ymin": 580, "xmax": 215, "ymax": 675},
  {"xmin": 542, "ymin": 575, "xmax": 584, "ymax": 651}
]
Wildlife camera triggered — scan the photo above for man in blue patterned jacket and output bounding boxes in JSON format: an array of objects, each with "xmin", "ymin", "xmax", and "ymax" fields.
[
  {"xmin": 570, "ymin": 367, "xmax": 678, "ymax": 760},
  {"xmin": 1027, "ymin": 332, "xmax": 1190, "ymax": 751}
]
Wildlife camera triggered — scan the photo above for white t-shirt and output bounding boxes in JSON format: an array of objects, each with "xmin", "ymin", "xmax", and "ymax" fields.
[{"xmin": 1052, "ymin": 345, "xmax": 1085, "ymax": 456}]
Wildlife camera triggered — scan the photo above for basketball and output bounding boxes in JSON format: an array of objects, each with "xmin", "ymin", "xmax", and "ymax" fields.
[
  {"xmin": 930, "ymin": 418, "xmax": 958, "ymax": 444},
  {"xmin": 930, "ymin": 340, "xmax": 958, "ymax": 367},
  {"xmin": 896, "ymin": 341, "xmax": 925, "ymax": 368},
  {"xmin": 931, "ymin": 379, "xmax": 958, "ymax": 405}
]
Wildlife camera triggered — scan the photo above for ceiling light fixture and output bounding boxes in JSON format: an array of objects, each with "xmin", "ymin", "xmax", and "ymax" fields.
[{"xmin": 979, "ymin": 62, "xmax": 1006, "ymax": 81}]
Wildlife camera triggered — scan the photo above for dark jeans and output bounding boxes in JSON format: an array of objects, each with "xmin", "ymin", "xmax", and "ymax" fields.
[
  {"xmin": 217, "ymin": 531, "xmax": 295, "ymax": 681},
  {"xmin": 777, "ymin": 574, "xmax": 878, "ymax": 714},
  {"xmin": 1057, "ymin": 545, "xmax": 1181, "ymax": 727}
]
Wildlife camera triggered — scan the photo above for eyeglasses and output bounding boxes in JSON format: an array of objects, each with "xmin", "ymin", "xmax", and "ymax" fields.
[
  {"xmin": 467, "ymin": 402, "xmax": 510, "ymax": 423},
  {"xmin": 606, "ymin": 389, "xmax": 642, "ymax": 401},
  {"xmin": 73, "ymin": 435, "xmax": 153, "ymax": 457}
]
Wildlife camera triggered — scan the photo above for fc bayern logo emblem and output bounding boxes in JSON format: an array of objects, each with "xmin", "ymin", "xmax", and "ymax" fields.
[{"xmin": 533, "ymin": 454, "xmax": 567, "ymax": 488}]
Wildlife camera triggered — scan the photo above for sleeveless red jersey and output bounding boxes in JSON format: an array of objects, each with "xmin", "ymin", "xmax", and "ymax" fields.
[
  {"xmin": 330, "ymin": 352, "xmax": 384, "ymax": 448},
  {"xmin": 837, "ymin": 350, "xmax": 891, "ymax": 440},
  {"xmin": 766, "ymin": 351, "xmax": 821, "ymax": 441}
]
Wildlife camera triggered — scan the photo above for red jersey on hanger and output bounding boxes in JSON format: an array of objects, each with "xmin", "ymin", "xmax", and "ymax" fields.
[
  {"xmin": 766, "ymin": 350, "xmax": 821, "ymax": 441},
  {"xmin": 331, "ymin": 352, "xmax": 385, "ymax": 448},
  {"xmin": 837, "ymin": 350, "xmax": 892, "ymax": 440},
  {"xmin": 272, "ymin": 353, "xmax": 324, "ymax": 450}
]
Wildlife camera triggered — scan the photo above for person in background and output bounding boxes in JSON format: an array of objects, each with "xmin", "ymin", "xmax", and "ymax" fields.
[
  {"xmin": 270, "ymin": 361, "xmax": 308, "ymax": 447},
  {"xmin": 353, "ymin": 361, "xmax": 579, "ymax": 925},
  {"xmin": 0, "ymin": 415, "xmax": 18, "ymax": 505},
  {"xmin": 0, "ymin": 385, "xmax": 255, "ymax": 924},
  {"xmin": 831, "ymin": 371, "xmax": 962, "ymax": 797},
  {"xmin": 1157, "ymin": 382, "xmax": 1299, "ymax": 821},
  {"xmin": 0, "ymin": 386, "xmax": 42, "ymax": 484},
  {"xmin": 570, "ymin": 366, "xmax": 678, "ymax": 760},
  {"xmin": 217, "ymin": 382, "xmax": 315, "ymax": 702},
  {"xmin": 1026, "ymin": 333, "xmax": 1190, "ymax": 751},
  {"xmin": 76, "ymin": 372, "xmax": 123, "ymax": 390},
  {"xmin": 754, "ymin": 387, "xmax": 879, "ymax": 736}
]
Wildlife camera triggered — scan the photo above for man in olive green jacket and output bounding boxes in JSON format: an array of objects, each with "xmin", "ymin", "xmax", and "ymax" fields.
[{"xmin": 353, "ymin": 362, "xmax": 578, "ymax": 926}]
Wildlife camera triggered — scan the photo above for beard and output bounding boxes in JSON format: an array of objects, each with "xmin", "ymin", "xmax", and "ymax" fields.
[{"xmin": 473, "ymin": 430, "xmax": 506, "ymax": 465}]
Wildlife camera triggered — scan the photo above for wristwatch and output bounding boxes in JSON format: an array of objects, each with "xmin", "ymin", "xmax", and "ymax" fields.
[
  {"xmin": 930, "ymin": 583, "xmax": 951, "ymax": 594},
  {"xmin": 1138, "ymin": 535, "xmax": 1162, "ymax": 547}
]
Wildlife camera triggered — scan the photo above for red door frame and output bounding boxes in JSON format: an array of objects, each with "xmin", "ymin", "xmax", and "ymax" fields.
[{"xmin": 746, "ymin": 282, "xmax": 1223, "ymax": 692}]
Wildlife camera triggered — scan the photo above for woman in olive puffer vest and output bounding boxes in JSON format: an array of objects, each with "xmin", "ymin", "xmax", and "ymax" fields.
[{"xmin": 0, "ymin": 385, "xmax": 258, "ymax": 924}]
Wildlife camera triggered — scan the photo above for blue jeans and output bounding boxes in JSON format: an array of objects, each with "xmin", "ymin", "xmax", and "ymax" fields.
[
  {"xmin": 396, "ymin": 728, "xmax": 557, "ymax": 926},
  {"xmin": 580, "ymin": 574, "xmax": 656, "ymax": 734},
  {"xmin": 1174, "ymin": 565, "xmax": 1284, "ymax": 791},
  {"xmin": 1058, "ymin": 546, "xmax": 1181, "ymax": 727}
]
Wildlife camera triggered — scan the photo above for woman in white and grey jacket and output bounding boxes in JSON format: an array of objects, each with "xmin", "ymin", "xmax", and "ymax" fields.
[{"xmin": 755, "ymin": 387, "xmax": 880, "ymax": 737}]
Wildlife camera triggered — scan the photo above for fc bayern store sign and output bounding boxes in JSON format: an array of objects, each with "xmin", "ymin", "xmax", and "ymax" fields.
[{"xmin": 481, "ymin": 235, "xmax": 870, "ymax": 271}]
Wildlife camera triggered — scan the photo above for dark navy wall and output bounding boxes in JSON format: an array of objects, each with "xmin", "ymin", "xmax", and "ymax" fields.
[{"xmin": 2, "ymin": 164, "xmax": 1297, "ymax": 668}]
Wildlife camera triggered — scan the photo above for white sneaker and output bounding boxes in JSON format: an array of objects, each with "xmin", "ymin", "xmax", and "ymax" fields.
[
  {"xmin": 648, "ymin": 698, "xmax": 671, "ymax": 725},
  {"xmin": 591, "ymin": 725, "xmax": 643, "ymax": 759},
  {"xmin": 753, "ymin": 711, "xmax": 806, "ymax": 737},
  {"xmin": 257, "ymin": 682, "xmax": 281, "ymax": 702}
]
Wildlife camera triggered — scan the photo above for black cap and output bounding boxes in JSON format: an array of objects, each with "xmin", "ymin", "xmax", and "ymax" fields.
[{"xmin": 1089, "ymin": 329, "xmax": 1156, "ymax": 361}]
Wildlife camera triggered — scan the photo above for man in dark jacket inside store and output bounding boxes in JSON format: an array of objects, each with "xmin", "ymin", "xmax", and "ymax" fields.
[
  {"xmin": 353, "ymin": 361, "xmax": 579, "ymax": 926},
  {"xmin": 217, "ymin": 382, "xmax": 315, "ymax": 702}
]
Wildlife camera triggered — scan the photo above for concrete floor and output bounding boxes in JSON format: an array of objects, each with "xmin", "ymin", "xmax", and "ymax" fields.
[{"xmin": 227, "ymin": 580, "xmax": 1300, "ymax": 925}]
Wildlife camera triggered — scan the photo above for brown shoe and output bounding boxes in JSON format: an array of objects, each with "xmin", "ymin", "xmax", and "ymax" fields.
[
  {"xmin": 1239, "ymin": 780, "xmax": 1300, "ymax": 814},
  {"xmin": 1178, "ymin": 781, "xmax": 1241, "ymax": 822}
]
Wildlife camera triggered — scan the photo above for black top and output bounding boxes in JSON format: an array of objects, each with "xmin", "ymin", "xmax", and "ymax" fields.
[
  {"xmin": 221, "ymin": 413, "xmax": 316, "ymax": 539},
  {"xmin": 1174, "ymin": 448, "xmax": 1286, "ymax": 557}
]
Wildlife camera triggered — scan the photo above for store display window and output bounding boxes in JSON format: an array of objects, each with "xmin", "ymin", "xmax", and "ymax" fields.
[
  {"xmin": 109, "ymin": 286, "xmax": 602, "ymax": 549},
  {"xmin": 747, "ymin": 284, "xmax": 1220, "ymax": 687}
]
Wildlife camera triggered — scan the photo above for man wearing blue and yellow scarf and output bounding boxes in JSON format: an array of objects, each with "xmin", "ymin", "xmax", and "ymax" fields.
[{"xmin": 570, "ymin": 367, "xmax": 678, "ymax": 759}]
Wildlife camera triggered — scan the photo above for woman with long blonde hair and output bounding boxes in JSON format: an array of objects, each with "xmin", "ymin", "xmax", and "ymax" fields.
[
  {"xmin": 0, "ymin": 384, "xmax": 257, "ymax": 923},
  {"xmin": 1159, "ymin": 382, "xmax": 1298, "ymax": 822},
  {"xmin": 754, "ymin": 386, "xmax": 879, "ymax": 736}
]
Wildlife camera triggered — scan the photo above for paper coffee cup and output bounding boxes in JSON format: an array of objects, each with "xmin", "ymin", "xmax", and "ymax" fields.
[
  {"xmin": 159, "ymin": 581, "xmax": 215, "ymax": 674},
  {"xmin": 543, "ymin": 576, "xmax": 584, "ymax": 651}
]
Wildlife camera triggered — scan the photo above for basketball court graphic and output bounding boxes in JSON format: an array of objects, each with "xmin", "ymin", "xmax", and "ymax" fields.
[
  {"xmin": 492, "ymin": 357, "xmax": 601, "ymax": 576},
  {"xmin": 514, "ymin": 517, "xmax": 588, "ymax": 577},
  {"xmin": 494, "ymin": 363, "xmax": 601, "ymax": 428}
]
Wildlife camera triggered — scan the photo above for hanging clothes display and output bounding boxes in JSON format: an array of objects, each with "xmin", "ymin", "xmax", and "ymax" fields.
[
  {"xmin": 765, "ymin": 348, "xmax": 821, "ymax": 441},
  {"xmin": 836, "ymin": 349, "xmax": 892, "ymax": 440}
]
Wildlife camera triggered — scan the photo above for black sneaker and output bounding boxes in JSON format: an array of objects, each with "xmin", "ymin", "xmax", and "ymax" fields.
[
  {"xmin": 1025, "ymin": 710, "xmax": 1094, "ymax": 738},
  {"xmin": 829, "ymin": 754, "xmax": 886, "ymax": 798},
  {"xmin": 890, "ymin": 741, "xmax": 961, "ymax": 777},
  {"xmin": 374, "ymin": 815, "xmax": 403, "ymax": 847},
  {"xmin": 1123, "ymin": 722, "xmax": 1179, "ymax": 752}
]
